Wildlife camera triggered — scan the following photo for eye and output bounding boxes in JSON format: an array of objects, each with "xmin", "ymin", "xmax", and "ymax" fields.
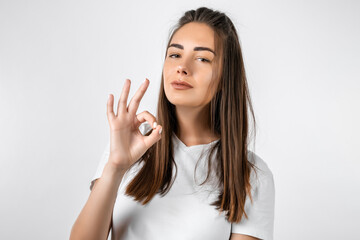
[
  {"xmin": 197, "ymin": 58, "xmax": 210, "ymax": 63},
  {"xmin": 168, "ymin": 54, "xmax": 211, "ymax": 63},
  {"xmin": 169, "ymin": 54, "xmax": 180, "ymax": 58}
]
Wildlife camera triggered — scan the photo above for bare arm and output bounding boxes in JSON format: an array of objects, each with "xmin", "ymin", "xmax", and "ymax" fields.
[
  {"xmin": 70, "ymin": 161, "xmax": 125, "ymax": 240},
  {"xmin": 70, "ymin": 78, "xmax": 161, "ymax": 239}
]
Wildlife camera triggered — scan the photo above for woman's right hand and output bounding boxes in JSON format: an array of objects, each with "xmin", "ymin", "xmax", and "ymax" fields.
[{"xmin": 106, "ymin": 78, "xmax": 162, "ymax": 172}]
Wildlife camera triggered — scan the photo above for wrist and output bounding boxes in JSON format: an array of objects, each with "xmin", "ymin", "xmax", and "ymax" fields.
[{"xmin": 102, "ymin": 162, "xmax": 127, "ymax": 181}]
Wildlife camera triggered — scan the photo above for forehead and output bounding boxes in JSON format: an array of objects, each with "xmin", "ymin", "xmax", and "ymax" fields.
[{"xmin": 170, "ymin": 22, "xmax": 215, "ymax": 48}]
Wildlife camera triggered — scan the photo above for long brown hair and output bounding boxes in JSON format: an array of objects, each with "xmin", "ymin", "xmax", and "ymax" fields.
[{"xmin": 125, "ymin": 6, "xmax": 258, "ymax": 223}]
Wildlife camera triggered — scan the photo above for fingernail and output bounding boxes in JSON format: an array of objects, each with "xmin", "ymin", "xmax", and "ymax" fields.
[
  {"xmin": 153, "ymin": 122, "xmax": 157, "ymax": 128},
  {"xmin": 159, "ymin": 127, "xmax": 162, "ymax": 134}
]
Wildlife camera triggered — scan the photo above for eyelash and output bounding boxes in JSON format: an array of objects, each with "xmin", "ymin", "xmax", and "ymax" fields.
[{"xmin": 168, "ymin": 54, "xmax": 210, "ymax": 63}]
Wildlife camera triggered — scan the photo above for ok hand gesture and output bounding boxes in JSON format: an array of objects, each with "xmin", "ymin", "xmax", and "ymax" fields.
[{"xmin": 106, "ymin": 78, "xmax": 162, "ymax": 172}]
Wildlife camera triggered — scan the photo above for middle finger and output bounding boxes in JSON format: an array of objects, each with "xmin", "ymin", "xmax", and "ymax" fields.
[{"xmin": 128, "ymin": 78, "xmax": 149, "ymax": 115}]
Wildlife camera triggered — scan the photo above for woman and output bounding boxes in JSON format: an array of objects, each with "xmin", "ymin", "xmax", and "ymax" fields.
[{"xmin": 70, "ymin": 7, "xmax": 275, "ymax": 240}]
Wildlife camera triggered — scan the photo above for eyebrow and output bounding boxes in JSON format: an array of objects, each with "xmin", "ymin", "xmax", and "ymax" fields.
[{"xmin": 168, "ymin": 43, "xmax": 216, "ymax": 56}]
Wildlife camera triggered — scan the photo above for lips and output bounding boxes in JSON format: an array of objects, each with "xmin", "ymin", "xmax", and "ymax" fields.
[{"xmin": 170, "ymin": 80, "xmax": 193, "ymax": 88}]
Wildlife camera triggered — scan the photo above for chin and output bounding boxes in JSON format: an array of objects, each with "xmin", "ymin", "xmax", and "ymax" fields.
[{"xmin": 165, "ymin": 96, "xmax": 192, "ymax": 107}]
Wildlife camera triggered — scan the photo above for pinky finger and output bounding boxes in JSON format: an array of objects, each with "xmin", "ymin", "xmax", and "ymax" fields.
[{"xmin": 107, "ymin": 94, "xmax": 116, "ymax": 120}]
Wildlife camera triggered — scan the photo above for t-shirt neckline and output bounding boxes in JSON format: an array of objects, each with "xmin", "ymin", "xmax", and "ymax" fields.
[{"xmin": 172, "ymin": 133, "xmax": 220, "ymax": 152}]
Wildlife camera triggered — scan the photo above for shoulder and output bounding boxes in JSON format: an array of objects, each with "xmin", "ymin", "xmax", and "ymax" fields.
[
  {"xmin": 247, "ymin": 150, "xmax": 273, "ymax": 178},
  {"xmin": 247, "ymin": 150, "xmax": 274, "ymax": 189},
  {"xmin": 230, "ymin": 151, "xmax": 275, "ymax": 239}
]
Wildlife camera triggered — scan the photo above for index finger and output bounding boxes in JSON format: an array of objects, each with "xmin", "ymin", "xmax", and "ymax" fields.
[{"xmin": 128, "ymin": 78, "xmax": 150, "ymax": 115}]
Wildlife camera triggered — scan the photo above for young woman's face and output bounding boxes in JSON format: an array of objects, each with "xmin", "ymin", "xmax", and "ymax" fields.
[{"xmin": 163, "ymin": 22, "xmax": 221, "ymax": 108}]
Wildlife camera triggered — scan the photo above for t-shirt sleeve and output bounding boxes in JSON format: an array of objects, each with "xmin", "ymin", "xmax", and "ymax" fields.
[
  {"xmin": 231, "ymin": 157, "xmax": 275, "ymax": 240},
  {"xmin": 89, "ymin": 140, "xmax": 110, "ymax": 191},
  {"xmin": 89, "ymin": 122, "xmax": 153, "ymax": 191}
]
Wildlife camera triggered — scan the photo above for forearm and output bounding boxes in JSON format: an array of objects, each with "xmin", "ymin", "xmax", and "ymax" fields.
[{"xmin": 70, "ymin": 160, "xmax": 125, "ymax": 240}]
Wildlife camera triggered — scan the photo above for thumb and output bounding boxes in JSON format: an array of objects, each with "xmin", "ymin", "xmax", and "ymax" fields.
[{"xmin": 144, "ymin": 125, "xmax": 162, "ymax": 147}]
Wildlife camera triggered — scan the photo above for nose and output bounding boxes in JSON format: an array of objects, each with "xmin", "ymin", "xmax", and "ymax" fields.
[{"xmin": 177, "ymin": 65, "xmax": 188, "ymax": 76}]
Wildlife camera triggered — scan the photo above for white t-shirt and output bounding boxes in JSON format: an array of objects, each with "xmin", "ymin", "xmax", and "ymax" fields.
[{"xmin": 90, "ymin": 123, "xmax": 275, "ymax": 240}]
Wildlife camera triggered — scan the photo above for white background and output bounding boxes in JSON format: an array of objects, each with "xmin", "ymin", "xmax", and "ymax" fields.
[{"xmin": 0, "ymin": 0, "xmax": 359, "ymax": 239}]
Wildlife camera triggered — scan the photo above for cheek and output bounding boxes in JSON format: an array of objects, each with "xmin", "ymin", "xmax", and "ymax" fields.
[
  {"xmin": 163, "ymin": 62, "xmax": 172, "ymax": 81},
  {"xmin": 202, "ymin": 75, "xmax": 219, "ymax": 102},
  {"xmin": 199, "ymin": 70, "xmax": 214, "ymax": 89}
]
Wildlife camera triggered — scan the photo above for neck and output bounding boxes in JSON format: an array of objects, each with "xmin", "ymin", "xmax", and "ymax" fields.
[{"xmin": 174, "ymin": 104, "xmax": 219, "ymax": 146}]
